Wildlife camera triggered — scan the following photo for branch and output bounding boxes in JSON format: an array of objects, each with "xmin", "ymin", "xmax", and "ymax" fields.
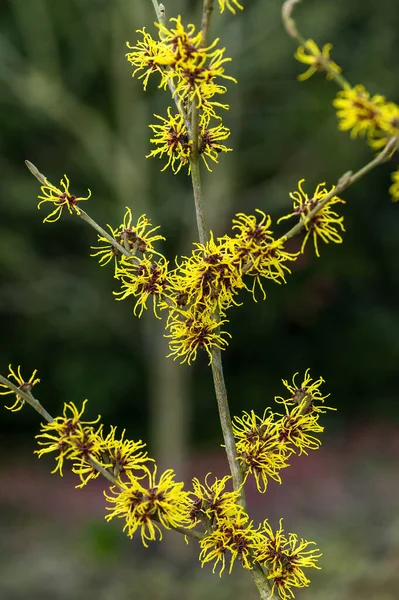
[
  {"xmin": 0, "ymin": 373, "xmax": 202, "ymax": 541},
  {"xmin": 25, "ymin": 160, "xmax": 140, "ymax": 262},
  {"xmin": 279, "ymin": 136, "xmax": 398, "ymax": 244}
]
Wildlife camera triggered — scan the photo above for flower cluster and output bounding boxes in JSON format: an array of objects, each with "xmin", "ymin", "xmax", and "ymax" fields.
[
  {"xmin": 4, "ymin": 385, "xmax": 190, "ymax": 546},
  {"xmin": 257, "ymin": 520, "xmax": 322, "ymax": 600},
  {"xmin": 189, "ymin": 474, "xmax": 244, "ymax": 526},
  {"xmin": 90, "ymin": 206, "xmax": 169, "ymax": 318},
  {"xmin": 1, "ymin": 366, "xmax": 325, "ymax": 594},
  {"xmin": 35, "ymin": 400, "xmax": 152, "ymax": 487},
  {"xmin": 0, "ymin": 364, "xmax": 40, "ymax": 412},
  {"xmin": 105, "ymin": 466, "xmax": 193, "ymax": 546},
  {"xmin": 200, "ymin": 513, "xmax": 265, "ymax": 575},
  {"xmin": 147, "ymin": 109, "xmax": 231, "ymax": 174},
  {"xmin": 37, "ymin": 174, "xmax": 91, "ymax": 223},
  {"xmin": 164, "ymin": 212, "xmax": 299, "ymax": 363},
  {"xmin": 35, "ymin": 171, "xmax": 339, "ymax": 364},
  {"xmin": 191, "ymin": 474, "xmax": 321, "ymax": 592},
  {"xmin": 115, "ymin": 255, "xmax": 169, "ymax": 318},
  {"xmin": 190, "ymin": 475, "xmax": 263, "ymax": 575},
  {"xmin": 294, "ymin": 40, "xmax": 399, "ymax": 201},
  {"xmin": 233, "ymin": 370, "xmax": 334, "ymax": 493},
  {"xmin": 126, "ymin": 16, "xmax": 235, "ymax": 173},
  {"xmin": 278, "ymin": 179, "xmax": 345, "ymax": 257},
  {"xmin": 231, "ymin": 210, "xmax": 298, "ymax": 298},
  {"xmin": 36, "ymin": 400, "xmax": 104, "ymax": 477}
]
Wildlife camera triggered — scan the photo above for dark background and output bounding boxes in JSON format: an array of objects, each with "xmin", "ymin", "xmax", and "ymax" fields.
[{"xmin": 0, "ymin": 1, "xmax": 398, "ymax": 598}]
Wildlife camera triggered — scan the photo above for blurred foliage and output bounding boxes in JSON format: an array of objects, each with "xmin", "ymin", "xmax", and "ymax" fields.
[{"xmin": 1, "ymin": 0, "xmax": 399, "ymax": 452}]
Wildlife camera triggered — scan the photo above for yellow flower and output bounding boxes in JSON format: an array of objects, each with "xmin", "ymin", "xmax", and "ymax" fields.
[
  {"xmin": 125, "ymin": 28, "xmax": 174, "ymax": 90},
  {"xmin": 154, "ymin": 17, "xmax": 236, "ymax": 108},
  {"xmin": 68, "ymin": 427, "xmax": 106, "ymax": 486},
  {"xmin": 199, "ymin": 513, "xmax": 265, "ymax": 575},
  {"xmin": 389, "ymin": 168, "xmax": 399, "ymax": 202},
  {"xmin": 156, "ymin": 16, "xmax": 219, "ymax": 65},
  {"xmin": 100, "ymin": 426, "xmax": 154, "ymax": 479},
  {"xmin": 199, "ymin": 117, "xmax": 232, "ymax": 171},
  {"xmin": 72, "ymin": 426, "xmax": 154, "ymax": 489},
  {"xmin": 37, "ymin": 174, "xmax": 91, "ymax": 223},
  {"xmin": 278, "ymin": 179, "xmax": 345, "ymax": 257},
  {"xmin": 170, "ymin": 48, "xmax": 237, "ymax": 108},
  {"xmin": 232, "ymin": 371, "xmax": 334, "ymax": 489},
  {"xmin": 147, "ymin": 108, "xmax": 192, "ymax": 174},
  {"xmin": 232, "ymin": 409, "xmax": 290, "ymax": 493},
  {"xmin": 267, "ymin": 569, "xmax": 302, "ymax": 600},
  {"xmin": 91, "ymin": 208, "xmax": 165, "ymax": 268},
  {"xmin": 168, "ymin": 232, "xmax": 244, "ymax": 317},
  {"xmin": 333, "ymin": 84, "xmax": 386, "ymax": 140},
  {"xmin": 0, "ymin": 364, "xmax": 40, "ymax": 412},
  {"xmin": 105, "ymin": 466, "xmax": 193, "ymax": 546},
  {"xmin": 232, "ymin": 210, "xmax": 274, "ymax": 252},
  {"xmin": 218, "ymin": 0, "xmax": 244, "ymax": 14},
  {"xmin": 166, "ymin": 308, "xmax": 231, "ymax": 365},
  {"xmin": 276, "ymin": 369, "xmax": 332, "ymax": 414},
  {"xmin": 275, "ymin": 400, "xmax": 324, "ymax": 456},
  {"xmin": 230, "ymin": 211, "xmax": 298, "ymax": 298},
  {"xmin": 35, "ymin": 400, "xmax": 101, "ymax": 475},
  {"xmin": 119, "ymin": 208, "xmax": 165, "ymax": 254},
  {"xmin": 274, "ymin": 370, "xmax": 335, "ymax": 456},
  {"xmin": 257, "ymin": 519, "xmax": 321, "ymax": 599},
  {"xmin": 295, "ymin": 40, "xmax": 341, "ymax": 81},
  {"xmin": 114, "ymin": 255, "xmax": 169, "ymax": 318},
  {"xmin": 189, "ymin": 474, "xmax": 243, "ymax": 525}
]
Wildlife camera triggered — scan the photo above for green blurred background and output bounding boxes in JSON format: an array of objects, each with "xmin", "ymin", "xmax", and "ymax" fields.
[{"xmin": 1, "ymin": 0, "xmax": 399, "ymax": 598}]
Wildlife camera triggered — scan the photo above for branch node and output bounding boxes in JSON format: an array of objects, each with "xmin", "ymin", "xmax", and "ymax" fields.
[{"xmin": 337, "ymin": 170, "xmax": 353, "ymax": 190}]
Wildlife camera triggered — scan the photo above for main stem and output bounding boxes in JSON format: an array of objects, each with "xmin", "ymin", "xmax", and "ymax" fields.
[
  {"xmin": 189, "ymin": 92, "xmax": 273, "ymax": 600},
  {"xmin": 190, "ymin": 142, "xmax": 244, "ymax": 500},
  {"xmin": 150, "ymin": 2, "xmax": 272, "ymax": 594},
  {"xmin": 189, "ymin": 0, "xmax": 245, "ymax": 505}
]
